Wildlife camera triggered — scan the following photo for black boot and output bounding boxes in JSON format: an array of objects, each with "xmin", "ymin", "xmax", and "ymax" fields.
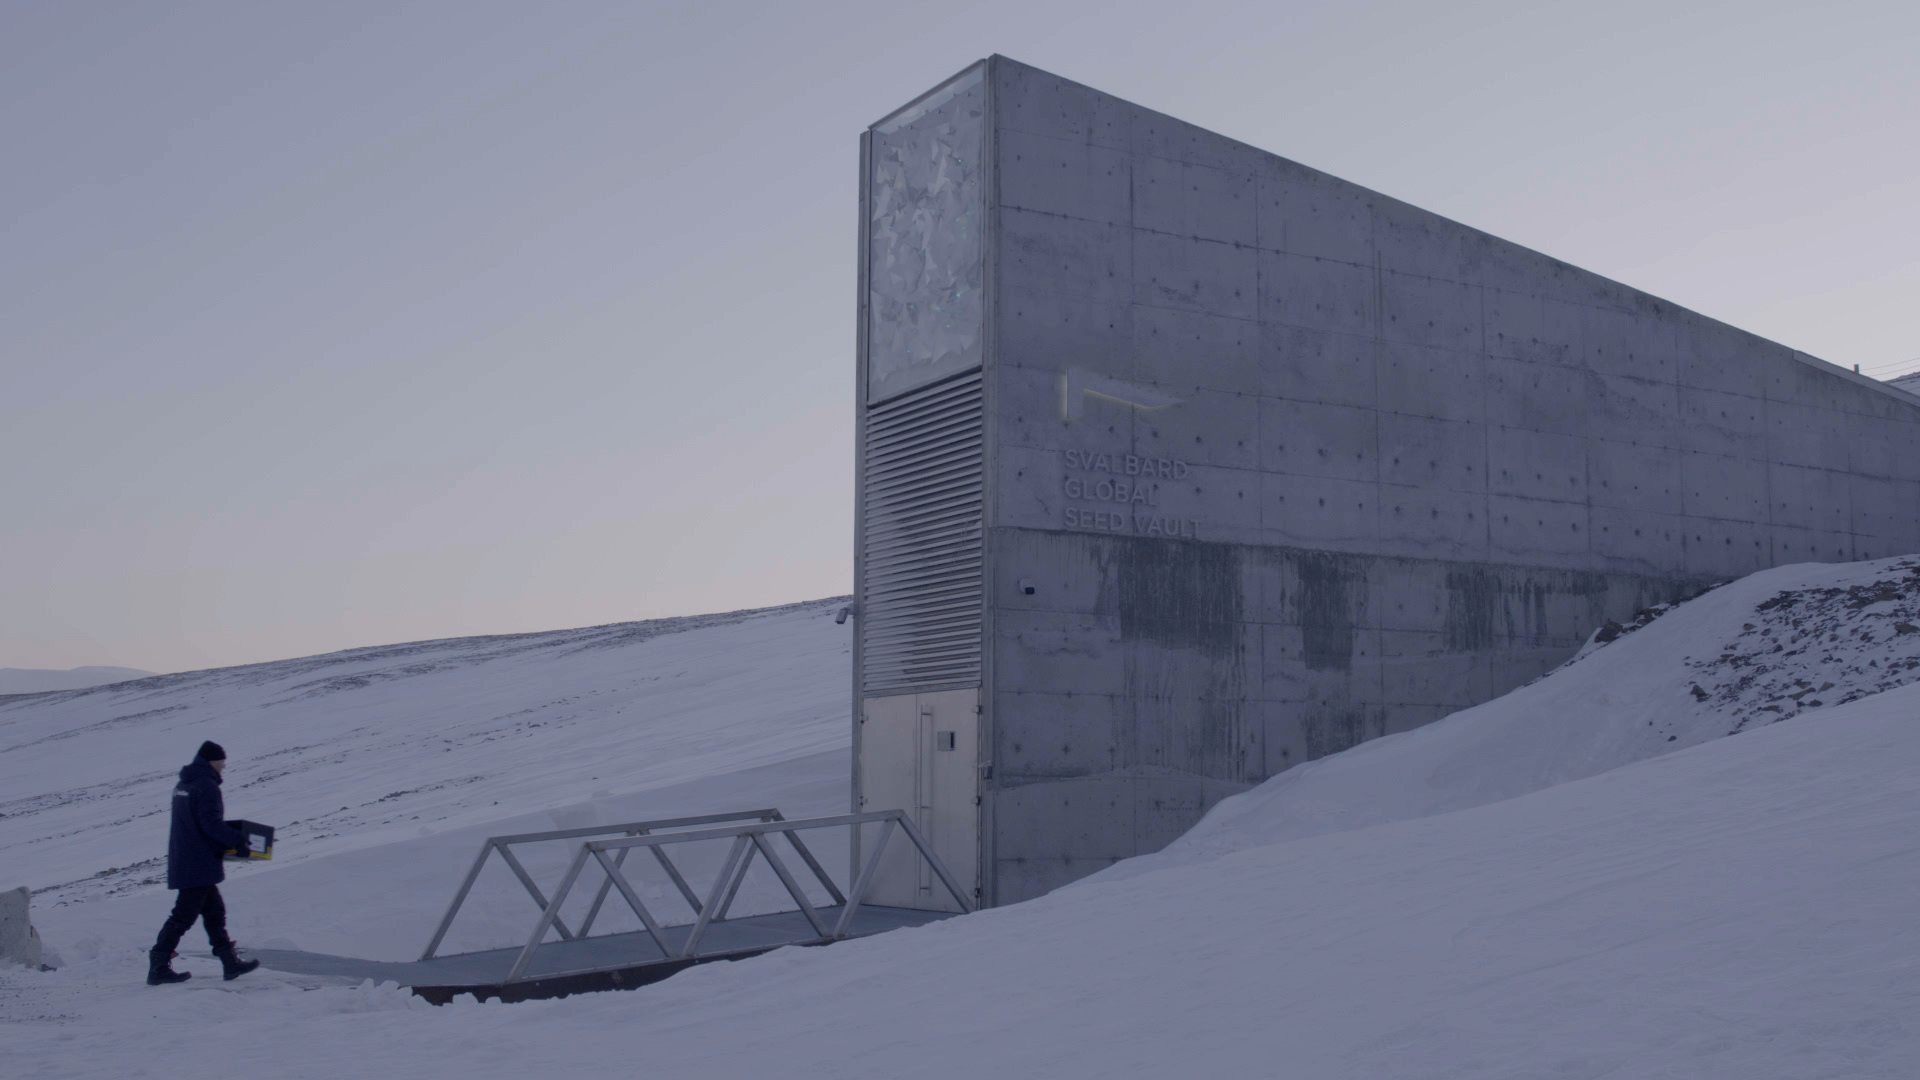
[
  {"xmin": 147, "ymin": 949, "xmax": 191, "ymax": 986},
  {"xmin": 214, "ymin": 944, "xmax": 259, "ymax": 982}
]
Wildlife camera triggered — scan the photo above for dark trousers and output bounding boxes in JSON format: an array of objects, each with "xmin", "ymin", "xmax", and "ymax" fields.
[{"xmin": 152, "ymin": 885, "xmax": 234, "ymax": 957}]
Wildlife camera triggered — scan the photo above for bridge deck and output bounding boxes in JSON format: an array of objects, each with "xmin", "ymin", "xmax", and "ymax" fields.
[{"xmin": 254, "ymin": 903, "xmax": 953, "ymax": 1003}]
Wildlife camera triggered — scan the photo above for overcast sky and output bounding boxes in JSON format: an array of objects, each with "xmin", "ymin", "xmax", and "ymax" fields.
[{"xmin": 3, "ymin": 0, "xmax": 1915, "ymax": 674}]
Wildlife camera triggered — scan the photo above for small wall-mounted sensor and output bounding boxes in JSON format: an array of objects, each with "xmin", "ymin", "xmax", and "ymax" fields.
[
  {"xmin": 1018, "ymin": 578, "xmax": 1036, "ymax": 596},
  {"xmin": 936, "ymin": 730, "xmax": 957, "ymax": 751},
  {"xmin": 834, "ymin": 604, "xmax": 855, "ymax": 624}
]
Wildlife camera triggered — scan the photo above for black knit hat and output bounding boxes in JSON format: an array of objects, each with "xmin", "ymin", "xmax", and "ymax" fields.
[{"xmin": 197, "ymin": 740, "xmax": 226, "ymax": 763}]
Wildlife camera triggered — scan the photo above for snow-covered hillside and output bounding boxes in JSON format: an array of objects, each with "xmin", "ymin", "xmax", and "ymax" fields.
[
  {"xmin": 1, "ymin": 597, "xmax": 854, "ymax": 918},
  {"xmin": 6, "ymin": 559, "xmax": 1920, "ymax": 1079}
]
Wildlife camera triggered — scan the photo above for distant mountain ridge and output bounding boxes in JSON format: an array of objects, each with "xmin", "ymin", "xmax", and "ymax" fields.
[{"xmin": 0, "ymin": 666, "xmax": 154, "ymax": 695}]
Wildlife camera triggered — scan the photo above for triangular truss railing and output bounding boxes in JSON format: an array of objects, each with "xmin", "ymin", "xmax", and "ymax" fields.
[{"xmin": 419, "ymin": 807, "xmax": 972, "ymax": 984}]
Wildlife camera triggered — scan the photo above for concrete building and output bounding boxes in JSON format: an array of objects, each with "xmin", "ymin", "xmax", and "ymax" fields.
[{"xmin": 851, "ymin": 56, "xmax": 1920, "ymax": 909}]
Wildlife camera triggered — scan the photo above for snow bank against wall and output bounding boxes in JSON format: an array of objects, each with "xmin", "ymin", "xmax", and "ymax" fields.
[{"xmin": 1109, "ymin": 554, "xmax": 1920, "ymax": 878}]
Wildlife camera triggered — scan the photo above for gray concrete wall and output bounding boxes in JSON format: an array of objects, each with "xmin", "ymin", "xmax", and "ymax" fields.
[
  {"xmin": 0, "ymin": 886, "xmax": 43, "ymax": 969},
  {"xmin": 978, "ymin": 55, "xmax": 1920, "ymax": 904}
]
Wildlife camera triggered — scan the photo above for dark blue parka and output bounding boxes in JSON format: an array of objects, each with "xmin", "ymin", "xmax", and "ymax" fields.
[{"xmin": 167, "ymin": 759, "xmax": 248, "ymax": 889}]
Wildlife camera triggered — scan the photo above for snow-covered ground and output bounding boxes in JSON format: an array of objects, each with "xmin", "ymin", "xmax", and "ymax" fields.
[
  {"xmin": 5, "ymin": 560, "xmax": 1920, "ymax": 1078},
  {"xmin": 1, "ymin": 598, "xmax": 853, "ymax": 923}
]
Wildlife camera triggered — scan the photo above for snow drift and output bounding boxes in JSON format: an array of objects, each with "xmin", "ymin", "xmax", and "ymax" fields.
[{"xmin": 1101, "ymin": 555, "xmax": 1920, "ymax": 880}]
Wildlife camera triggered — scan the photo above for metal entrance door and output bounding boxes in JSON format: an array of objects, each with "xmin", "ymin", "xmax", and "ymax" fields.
[{"xmin": 857, "ymin": 686, "xmax": 978, "ymax": 912}]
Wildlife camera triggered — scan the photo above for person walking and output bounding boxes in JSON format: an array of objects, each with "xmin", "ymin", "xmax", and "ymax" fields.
[{"xmin": 146, "ymin": 741, "xmax": 260, "ymax": 985}]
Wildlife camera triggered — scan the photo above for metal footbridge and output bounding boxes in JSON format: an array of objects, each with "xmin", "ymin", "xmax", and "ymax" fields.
[{"xmin": 253, "ymin": 808, "xmax": 971, "ymax": 1003}]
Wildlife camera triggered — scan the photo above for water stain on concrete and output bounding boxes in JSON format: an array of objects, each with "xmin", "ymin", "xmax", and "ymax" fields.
[
  {"xmin": 1115, "ymin": 537, "xmax": 1242, "ymax": 656},
  {"xmin": 1445, "ymin": 567, "xmax": 1498, "ymax": 652},
  {"xmin": 1296, "ymin": 552, "xmax": 1364, "ymax": 671}
]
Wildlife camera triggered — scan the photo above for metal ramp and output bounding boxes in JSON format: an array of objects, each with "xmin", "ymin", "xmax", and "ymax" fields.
[{"xmin": 253, "ymin": 808, "xmax": 971, "ymax": 1003}]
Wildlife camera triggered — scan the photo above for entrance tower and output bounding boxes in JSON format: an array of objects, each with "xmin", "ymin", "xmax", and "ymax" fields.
[{"xmin": 854, "ymin": 57, "xmax": 1920, "ymax": 908}]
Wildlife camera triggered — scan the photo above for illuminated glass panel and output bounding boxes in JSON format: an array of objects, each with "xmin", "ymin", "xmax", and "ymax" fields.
[{"xmin": 867, "ymin": 65, "xmax": 985, "ymax": 402}]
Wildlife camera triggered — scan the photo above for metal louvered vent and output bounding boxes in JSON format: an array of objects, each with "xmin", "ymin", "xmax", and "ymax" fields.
[{"xmin": 860, "ymin": 371, "xmax": 985, "ymax": 695}]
